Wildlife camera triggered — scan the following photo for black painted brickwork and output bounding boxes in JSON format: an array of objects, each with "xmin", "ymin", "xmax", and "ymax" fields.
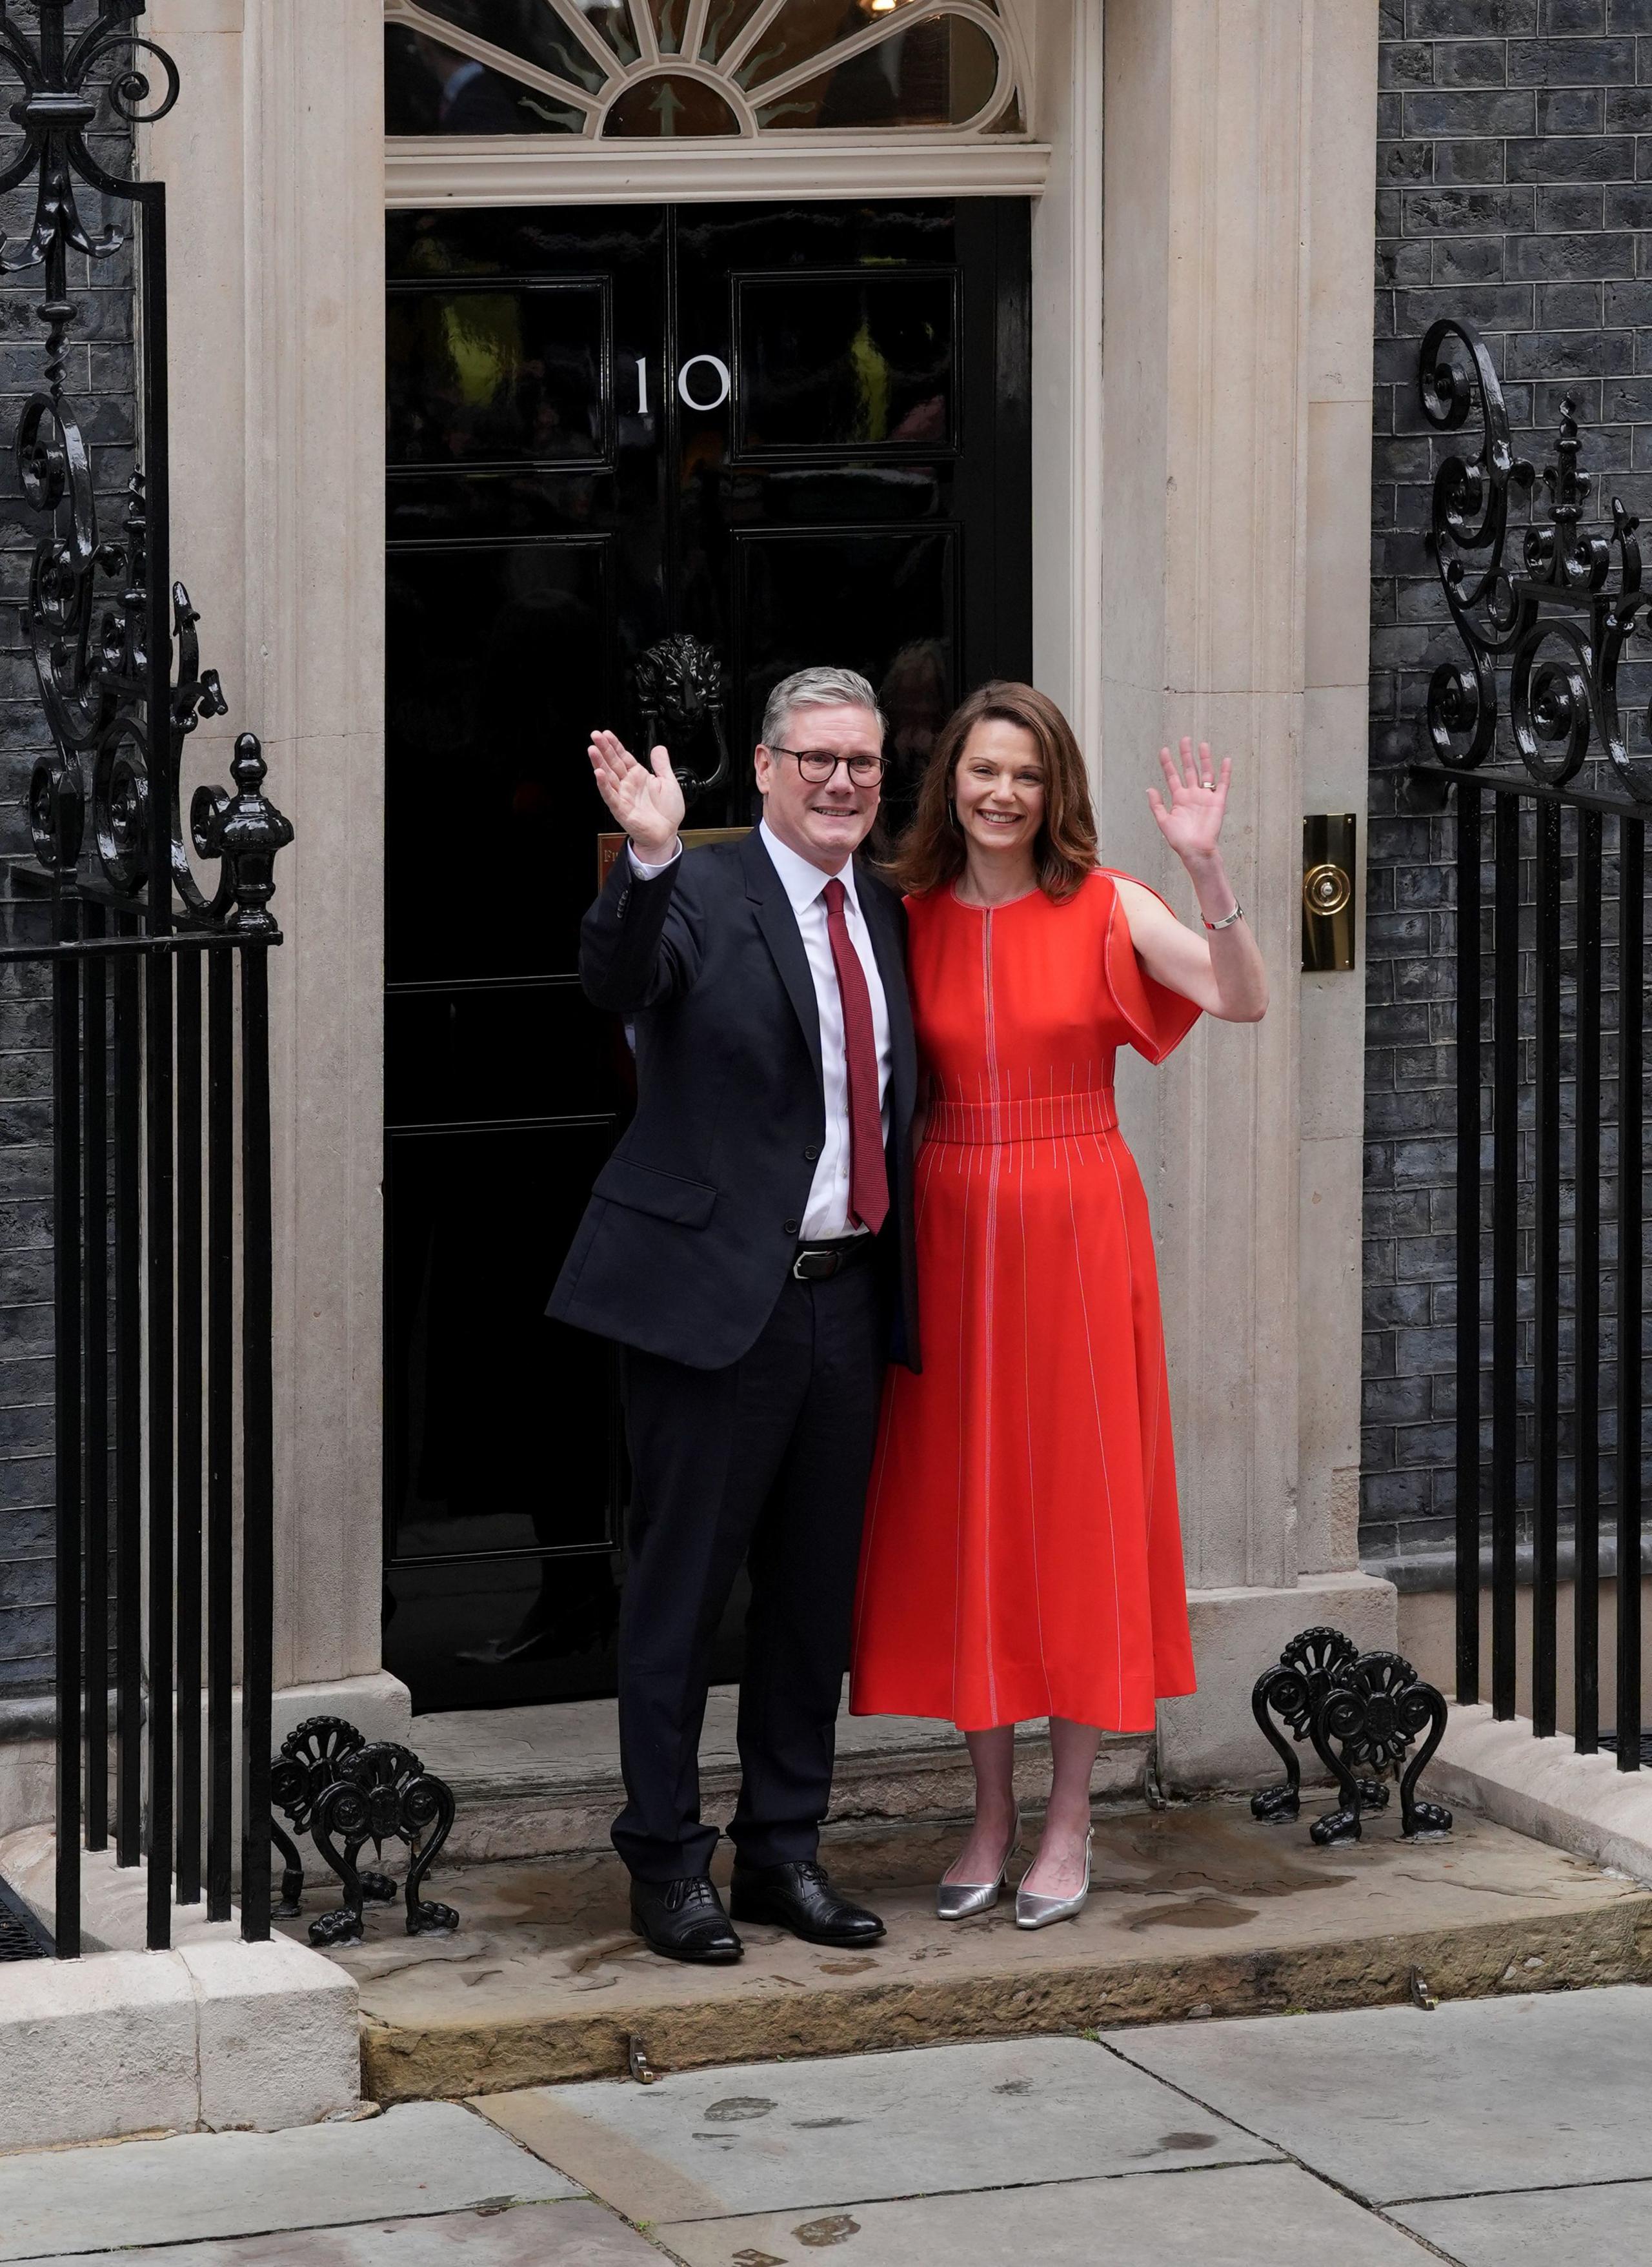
[
  {"xmin": 0, "ymin": 32, "xmax": 133, "ymax": 1705},
  {"xmin": 1368, "ymin": 0, "xmax": 1652, "ymax": 1574}
]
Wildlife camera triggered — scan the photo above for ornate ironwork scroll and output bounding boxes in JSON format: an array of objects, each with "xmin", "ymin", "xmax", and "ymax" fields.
[
  {"xmin": 1251, "ymin": 1626, "xmax": 1385, "ymax": 1823},
  {"xmin": 307, "ymin": 1739, "xmax": 459, "ymax": 1949},
  {"xmin": 1309, "ymin": 1652, "xmax": 1452, "ymax": 1847},
  {"xmin": 1251, "ymin": 1627, "xmax": 1451, "ymax": 1847},
  {"xmin": 269, "ymin": 1714, "xmax": 459, "ymax": 1947},
  {"xmin": 5, "ymin": 0, "xmax": 290, "ymax": 922},
  {"xmin": 1, "ymin": 3, "xmax": 294, "ymax": 1958},
  {"xmin": 1419, "ymin": 316, "xmax": 1652, "ymax": 802},
  {"xmin": 269, "ymin": 1716, "xmax": 396, "ymax": 1920}
]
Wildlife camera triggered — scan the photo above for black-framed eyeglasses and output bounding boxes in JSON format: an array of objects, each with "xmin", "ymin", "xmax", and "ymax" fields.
[{"xmin": 769, "ymin": 746, "xmax": 888, "ymax": 786}]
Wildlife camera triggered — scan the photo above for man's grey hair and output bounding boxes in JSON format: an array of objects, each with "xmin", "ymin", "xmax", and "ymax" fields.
[{"xmin": 760, "ymin": 666, "xmax": 887, "ymax": 751}]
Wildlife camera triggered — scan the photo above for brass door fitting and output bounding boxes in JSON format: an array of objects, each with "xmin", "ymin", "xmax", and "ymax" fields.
[{"xmin": 1302, "ymin": 814, "xmax": 1356, "ymax": 972}]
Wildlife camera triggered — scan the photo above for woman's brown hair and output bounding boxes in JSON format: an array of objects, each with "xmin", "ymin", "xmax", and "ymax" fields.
[{"xmin": 885, "ymin": 680, "xmax": 1098, "ymax": 902}]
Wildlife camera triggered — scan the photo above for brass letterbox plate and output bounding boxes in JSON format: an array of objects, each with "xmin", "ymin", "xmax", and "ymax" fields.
[
  {"xmin": 1302, "ymin": 813, "xmax": 1357, "ymax": 973},
  {"xmin": 597, "ymin": 826, "xmax": 750, "ymax": 893}
]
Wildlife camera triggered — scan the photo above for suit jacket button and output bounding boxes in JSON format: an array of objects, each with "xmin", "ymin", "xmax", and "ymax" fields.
[
  {"xmin": 803, "ymin": 1144, "xmax": 820, "ymax": 1161},
  {"xmin": 783, "ymin": 1217, "xmax": 800, "ymax": 1235}
]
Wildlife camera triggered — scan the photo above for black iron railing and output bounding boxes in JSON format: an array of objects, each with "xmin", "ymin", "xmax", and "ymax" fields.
[
  {"xmin": 1414, "ymin": 318, "xmax": 1646, "ymax": 1765},
  {"xmin": 0, "ymin": 3, "xmax": 290, "ymax": 1954}
]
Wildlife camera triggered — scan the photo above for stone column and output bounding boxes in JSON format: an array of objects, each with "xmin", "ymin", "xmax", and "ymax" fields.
[
  {"xmin": 146, "ymin": 1, "xmax": 404, "ymax": 1739},
  {"xmin": 1299, "ymin": 0, "xmax": 1380, "ymax": 1583},
  {"xmin": 1100, "ymin": 0, "xmax": 1395, "ymax": 1785}
]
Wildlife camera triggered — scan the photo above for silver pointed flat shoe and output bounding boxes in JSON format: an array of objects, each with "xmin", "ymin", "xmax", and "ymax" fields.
[
  {"xmin": 935, "ymin": 1809, "xmax": 1021, "ymax": 1920},
  {"xmin": 1014, "ymin": 1828, "xmax": 1093, "ymax": 1931}
]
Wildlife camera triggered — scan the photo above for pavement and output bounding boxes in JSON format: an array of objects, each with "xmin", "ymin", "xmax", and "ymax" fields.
[
  {"xmin": 4, "ymin": 1985, "xmax": 1652, "ymax": 2264},
  {"xmin": 297, "ymin": 1801, "xmax": 1652, "ymax": 2097}
]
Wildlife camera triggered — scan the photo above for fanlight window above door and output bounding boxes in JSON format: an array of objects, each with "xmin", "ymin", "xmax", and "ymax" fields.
[{"xmin": 384, "ymin": 1, "xmax": 1026, "ymax": 139}]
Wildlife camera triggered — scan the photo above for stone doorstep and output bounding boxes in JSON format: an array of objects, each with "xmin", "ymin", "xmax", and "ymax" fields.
[
  {"xmin": 295, "ymin": 1800, "xmax": 1652, "ymax": 2104},
  {"xmin": 418, "ymin": 1571, "xmax": 1402, "ymax": 1864},
  {"xmin": 418, "ymin": 1685, "xmax": 1156, "ymax": 1865}
]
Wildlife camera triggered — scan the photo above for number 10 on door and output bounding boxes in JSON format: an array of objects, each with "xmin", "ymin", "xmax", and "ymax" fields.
[{"xmin": 631, "ymin": 356, "xmax": 732, "ymax": 414}]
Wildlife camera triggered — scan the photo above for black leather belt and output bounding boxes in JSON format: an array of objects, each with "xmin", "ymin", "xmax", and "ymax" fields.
[{"xmin": 792, "ymin": 1235, "xmax": 878, "ymax": 1282}]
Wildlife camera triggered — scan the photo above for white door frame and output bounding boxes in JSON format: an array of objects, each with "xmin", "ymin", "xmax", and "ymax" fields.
[{"xmin": 384, "ymin": 134, "xmax": 1051, "ymax": 205}]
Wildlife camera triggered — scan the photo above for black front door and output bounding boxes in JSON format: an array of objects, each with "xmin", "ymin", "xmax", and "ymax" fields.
[{"xmin": 383, "ymin": 196, "xmax": 1031, "ymax": 1713}]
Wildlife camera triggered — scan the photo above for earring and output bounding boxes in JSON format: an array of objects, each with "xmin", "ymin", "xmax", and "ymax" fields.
[{"xmin": 947, "ymin": 798, "xmax": 960, "ymax": 829}]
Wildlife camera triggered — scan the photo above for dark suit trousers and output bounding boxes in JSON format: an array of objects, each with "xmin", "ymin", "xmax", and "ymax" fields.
[{"xmin": 612, "ymin": 1264, "xmax": 885, "ymax": 1883}]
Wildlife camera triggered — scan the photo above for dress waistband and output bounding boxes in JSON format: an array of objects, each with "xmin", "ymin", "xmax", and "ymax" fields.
[{"xmin": 925, "ymin": 1088, "xmax": 1118, "ymax": 1145}]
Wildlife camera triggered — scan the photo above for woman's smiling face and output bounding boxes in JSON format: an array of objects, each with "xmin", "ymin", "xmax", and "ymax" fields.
[{"xmin": 952, "ymin": 717, "xmax": 1046, "ymax": 864}]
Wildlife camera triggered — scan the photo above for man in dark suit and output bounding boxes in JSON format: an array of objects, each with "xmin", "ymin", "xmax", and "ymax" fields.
[{"xmin": 550, "ymin": 667, "xmax": 920, "ymax": 1963}]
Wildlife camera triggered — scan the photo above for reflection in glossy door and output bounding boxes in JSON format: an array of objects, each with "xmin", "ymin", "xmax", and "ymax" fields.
[{"xmin": 383, "ymin": 197, "xmax": 1030, "ymax": 1709}]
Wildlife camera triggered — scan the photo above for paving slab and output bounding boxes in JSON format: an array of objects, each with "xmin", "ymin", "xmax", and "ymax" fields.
[
  {"xmin": 653, "ymin": 2161, "xmax": 1438, "ymax": 2267},
  {"xmin": 304, "ymin": 1800, "xmax": 1652, "ymax": 2098},
  {"xmin": 0, "ymin": 2103, "xmax": 579, "ymax": 2262},
  {"xmin": 474, "ymin": 2036, "xmax": 1276, "ymax": 2222},
  {"xmin": 14, "ymin": 2202, "xmax": 661, "ymax": 2267},
  {"xmin": 1395, "ymin": 2176, "xmax": 1652, "ymax": 2265},
  {"xmin": 1107, "ymin": 1983, "xmax": 1652, "ymax": 2205}
]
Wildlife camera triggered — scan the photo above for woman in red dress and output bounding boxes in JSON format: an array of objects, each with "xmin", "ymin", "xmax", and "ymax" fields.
[{"xmin": 850, "ymin": 684, "xmax": 1268, "ymax": 1926}]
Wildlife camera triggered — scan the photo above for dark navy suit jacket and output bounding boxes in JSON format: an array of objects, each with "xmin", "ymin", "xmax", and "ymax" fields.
[{"xmin": 549, "ymin": 828, "xmax": 921, "ymax": 1374}]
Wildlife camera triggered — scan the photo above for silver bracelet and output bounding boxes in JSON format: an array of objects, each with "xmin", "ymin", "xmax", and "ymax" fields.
[{"xmin": 1203, "ymin": 901, "xmax": 1244, "ymax": 932}]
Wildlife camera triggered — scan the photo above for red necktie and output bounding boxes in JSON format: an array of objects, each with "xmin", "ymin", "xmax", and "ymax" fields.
[{"xmin": 822, "ymin": 879, "xmax": 889, "ymax": 1235}]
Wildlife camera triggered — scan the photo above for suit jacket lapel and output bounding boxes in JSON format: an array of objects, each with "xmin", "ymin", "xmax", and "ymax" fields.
[{"xmin": 742, "ymin": 828, "xmax": 824, "ymax": 1092}]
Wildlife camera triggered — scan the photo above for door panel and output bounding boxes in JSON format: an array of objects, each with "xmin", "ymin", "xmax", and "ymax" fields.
[
  {"xmin": 669, "ymin": 200, "xmax": 1030, "ymax": 797},
  {"xmin": 387, "ymin": 1121, "xmax": 618, "ymax": 1565},
  {"xmin": 385, "ymin": 988, "xmax": 620, "ymax": 1132},
  {"xmin": 386, "ymin": 540, "xmax": 612, "ymax": 985},
  {"xmin": 387, "ymin": 280, "xmax": 613, "ymax": 468},
  {"xmin": 732, "ymin": 525, "xmax": 958, "ymax": 829},
  {"xmin": 732, "ymin": 271, "xmax": 958, "ymax": 456},
  {"xmin": 384, "ymin": 197, "xmax": 1031, "ymax": 1711}
]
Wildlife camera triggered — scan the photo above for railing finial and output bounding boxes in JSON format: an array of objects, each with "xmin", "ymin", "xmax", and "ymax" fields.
[
  {"xmin": 1418, "ymin": 316, "xmax": 1652, "ymax": 802},
  {"xmin": 190, "ymin": 736, "xmax": 293, "ymax": 940}
]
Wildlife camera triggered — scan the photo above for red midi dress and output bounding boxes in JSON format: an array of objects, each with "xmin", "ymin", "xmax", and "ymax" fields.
[{"xmin": 849, "ymin": 869, "xmax": 1200, "ymax": 1733}]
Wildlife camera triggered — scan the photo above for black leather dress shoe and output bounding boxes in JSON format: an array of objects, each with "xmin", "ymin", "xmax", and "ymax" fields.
[
  {"xmin": 629, "ymin": 1876, "xmax": 743, "ymax": 1964},
  {"xmin": 728, "ymin": 1860, "xmax": 886, "ymax": 1947}
]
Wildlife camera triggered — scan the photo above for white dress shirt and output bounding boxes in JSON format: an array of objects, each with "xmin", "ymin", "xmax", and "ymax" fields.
[{"xmin": 628, "ymin": 821, "xmax": 892, "ymax": 1239}]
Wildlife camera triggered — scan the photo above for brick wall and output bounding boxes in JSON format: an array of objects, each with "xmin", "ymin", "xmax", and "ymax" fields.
[
  {"xmin": 0, "ymin": 53, "xmax": 134, "ymax": 1712},
  {"xmin": 1367, "ymin": 0, "xmax": 1652, "ymax": 1575}
]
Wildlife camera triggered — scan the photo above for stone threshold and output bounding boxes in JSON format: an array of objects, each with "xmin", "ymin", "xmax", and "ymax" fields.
[
  {"xmin": 277, "ymin": 1798, "xmax": 1652, "ymax": 2102},
  {"xmin": 416, "ymin": 1685, "xmax": 1154, "ymax": 1865}
]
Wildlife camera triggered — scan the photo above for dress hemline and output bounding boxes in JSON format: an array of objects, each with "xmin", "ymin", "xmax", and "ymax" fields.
[{"xmin": 847, "ymin": 1681, "xmax": 1198, "ymax": 1736}]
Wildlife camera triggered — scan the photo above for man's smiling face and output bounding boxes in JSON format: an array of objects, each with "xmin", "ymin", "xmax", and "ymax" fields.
[{"xmin": 753, "ymin": 701, "xmax": 884, "ymax": 875}]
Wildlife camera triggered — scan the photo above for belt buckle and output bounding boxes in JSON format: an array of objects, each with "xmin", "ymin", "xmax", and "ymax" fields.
[{"xmin": 792, "ymin": 1247, "xmax": 837, "ymax": 1282}]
